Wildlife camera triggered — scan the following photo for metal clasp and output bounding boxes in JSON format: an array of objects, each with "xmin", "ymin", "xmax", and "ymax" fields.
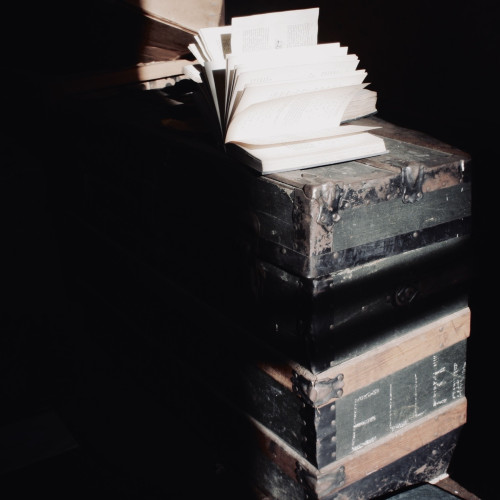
[
  {"xmin": 304, "ymin": 182, "xmax": 344, "ymax": 229},
  {"xmin": 292, "ymin": 372, "xmax": 345, "ymax": 406}
]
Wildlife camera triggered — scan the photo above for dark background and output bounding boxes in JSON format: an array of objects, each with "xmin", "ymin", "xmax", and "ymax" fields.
[{"xmin": 2, "ymin": 1, "xmax": 497, "ymax": 498}]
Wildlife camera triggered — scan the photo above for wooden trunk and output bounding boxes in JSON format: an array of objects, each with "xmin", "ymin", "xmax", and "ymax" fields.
[
  {"xmin": 186, "ymin": 303, "xmax": 469, "ymax": 469},
  {"xmin": 242, "ymin": 115, "xmax": 471, "ymax": 279},
  {"xmin": 241, "ymin": 237, "xmax": 470, "ymax": 373},
  {"xmin": 214, "ymin": 393, "xmax": 466, "ymax": 500}
]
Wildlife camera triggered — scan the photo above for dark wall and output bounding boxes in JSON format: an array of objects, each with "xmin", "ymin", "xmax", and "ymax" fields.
[{"xmin": 3, "ymin": 1, "xmax": 497, "ymax": 498}]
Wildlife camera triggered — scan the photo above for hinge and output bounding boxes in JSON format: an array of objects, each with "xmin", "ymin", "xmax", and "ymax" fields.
[
  {"xmin": 299, "ymin": 401, "xmax": 338, "ymax": 468},
  {"xmin": 295, "ymin": 462, "xmax": 345, "ymax": 499},
  {"xmin": 401, "ymin": 162, "xmax": 424, "ymax": 203},
  {"xmin": 292, "ymin": 371, "xmax": 344, "ymax": 406},
  {"xmin": 304, "ymin": 182, "xmax": 344, "ymax": 229}
]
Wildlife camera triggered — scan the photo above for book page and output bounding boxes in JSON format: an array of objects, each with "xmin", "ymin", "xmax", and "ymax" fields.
[
  {"xmin": 183, "ymin": 63, "xmax": 203, "ymax": 84},
  {"xmin": 229, "ymin": 123, "xmax": 378, "ymax": 147},
  {"xmin": 225, "ymin": 85, "xmax": 367, "ymax": 145},
  {"xmin": 224, "ymin": 43, "xmax": 348, "ymax": 120},
  {"xmin": 230, "ymin": 8, "xmax": 319, "ymax": 54},
  {"xmin": 232, "ymin": 132, "xmax": 386, "ymax": 173},
  {"xmin": 198, "ymin": 26, "xmax": 233, "ymax": 61},
  {"xmin": 342, "ymin": 89, "xmax": 378, "ymax": 121},
  {"xmin": 226, "ymin": 43, "xmax": 348, "ymax": 88},
  {"xmin": 230, "ymin": 70, "xmax": 367, "ymax": 123},
  {"xmin": 226, "ymin": 42, "xmax": 346, "ymax": 72},
  {"xmin": 226, "ymin": 58, "xmax": 362, "ymax": 124},
  {"xmin": 201, "ymin": 60, "xmax": 227, "ymax": 126},
  {"xmin": 194, "ymin": 35, "xmax": 211, "ymax": 61},
  {"xmin": 188, "ymin": 43, "xmax": 206, "ymax": 65}
]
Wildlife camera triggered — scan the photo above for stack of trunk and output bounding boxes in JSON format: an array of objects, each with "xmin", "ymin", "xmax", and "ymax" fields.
[
  {"xmin": 62, "ymin": 91, "xmax": 472, "ymax": 498},
  {"xmin": 190, "ymin": 115, "xmax": 472, "ymax": 499}
]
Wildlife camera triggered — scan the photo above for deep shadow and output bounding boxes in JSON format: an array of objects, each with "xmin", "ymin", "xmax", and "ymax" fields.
[{"xmin": 2, "ymin": 1, "xmax": 496, "ymax": 498}]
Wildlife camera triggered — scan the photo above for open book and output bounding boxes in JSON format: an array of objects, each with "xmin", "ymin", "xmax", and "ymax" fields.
[{"xmin": 183, "ymin": 8, "xmax": 387, "ymax": 174}]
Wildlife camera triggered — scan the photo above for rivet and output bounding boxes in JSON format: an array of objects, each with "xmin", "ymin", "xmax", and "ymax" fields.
[
  {"xmin": 333, "ymin": 252, "xmax": 339, "ymax": 259},
  {"xmin": 413, "ymin": 231, "xmax": 419, "ymax": 238}
]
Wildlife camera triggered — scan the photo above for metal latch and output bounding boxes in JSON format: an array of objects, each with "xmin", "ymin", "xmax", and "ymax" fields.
[
  {"xmin": 304, "ymin": 182, "xmax": 344, "ymax": 229},
  {"xmin": 401, "ymin": 162, "xmax": 424, "ymax": 203},
  {"xmin": 292, "ymin": 371, "xmax": 344, "ymax": 406}
]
